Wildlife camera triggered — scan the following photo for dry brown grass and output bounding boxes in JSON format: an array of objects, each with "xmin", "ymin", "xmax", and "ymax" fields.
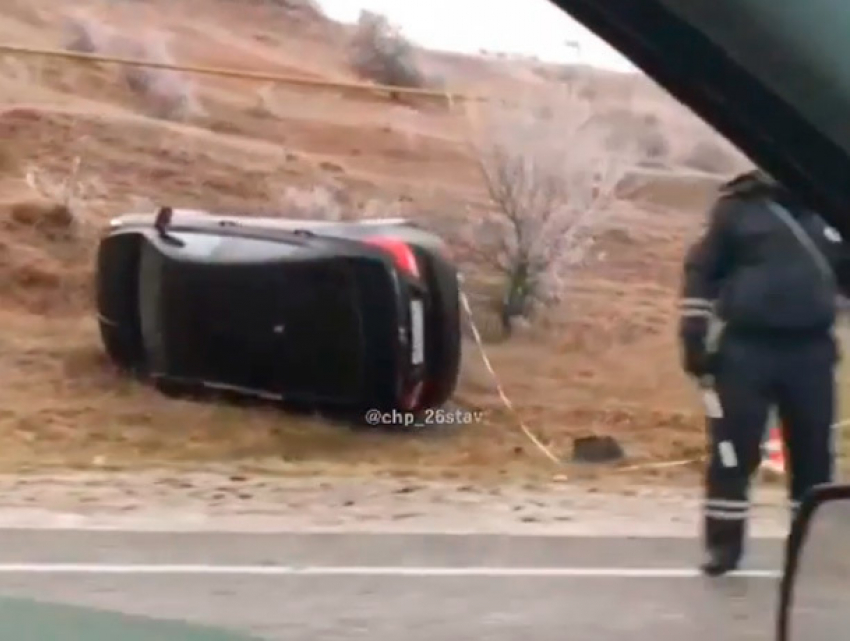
[{"xmin": 0, "ymin": 0, "xmax": 778, "ymax": 485}]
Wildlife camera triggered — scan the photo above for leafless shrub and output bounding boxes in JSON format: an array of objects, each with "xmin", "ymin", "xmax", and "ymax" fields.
[
  {"xmin": 628, "ymin": 114, "xmax": 670, "ymax": 164},
  {"xmin": 359, "ymin": 197, "xmax": 405, "ymax": 220},
  {"xmin": 278, "ymin": 185, "xmax": 347, "ymax": 220},
  {"xmin": 349, "ymin": 11, "xmax": 426, "ymax": 89},
  {"xmin": 61, "ymin": 15, "xmax": 200, "ymax": 121},
  {"xmin": 250, "ymin": 83, "xmax": 278, "ymax": 117},
  {"xmin": 22, "ymin": 156, "xmax": 100, "ymax": 241},
  {"xmin": 593, "ymin": 108, "xmax": 670, "ymax": 165},
  {"xmin": 119, "ymin": 33, "xmax": 201, "ymax": 121},
  {"xmin": 464, "ymin": 89, "xmax": 641, "ymax": 336},
  {"xmin": 26, "ymin": 158, "xmax": 85, "ymax": 216},
  {"xmin": 682, "ymin": 139, "xmax": 737, "ymax": 174},
  {"xmin": 271, "ymin": 183, "xmax": 407, "ymax": 222},
  {"xmin": 63, "ymin": 13, "xmax": 114, "ymax": 54},
  {"xmin": 636, "ymin": 127, "xmax": 670, "ymax": 164}
]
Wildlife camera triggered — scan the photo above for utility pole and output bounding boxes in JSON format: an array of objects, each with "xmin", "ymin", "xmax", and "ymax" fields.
[{"xmin": 563, "ymin": 39, "xmax": 583, "ymax": 86}]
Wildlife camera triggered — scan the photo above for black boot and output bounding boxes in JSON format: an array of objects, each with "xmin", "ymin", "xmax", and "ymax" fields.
[
  {"xmin": 700, "ymin": 545, "xmax": 742, "ymax": 576},
  {"xmin": 702, "ymin": 510, "xmax": 745, "ymax": 576}
]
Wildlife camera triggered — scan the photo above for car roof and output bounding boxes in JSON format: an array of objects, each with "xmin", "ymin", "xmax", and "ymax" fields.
[
  {"xmin": 0, "ymin": 595, "xmax": 260, "ymax": 640},
  {"xmin": 548, "ymin": 0, "xmax": 850, "ymax": 236}
]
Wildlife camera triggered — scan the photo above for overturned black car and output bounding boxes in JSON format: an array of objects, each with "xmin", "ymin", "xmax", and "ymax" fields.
[{"xmin": 95, "ymin": 207, "xmax": 462, "ymax": 414}]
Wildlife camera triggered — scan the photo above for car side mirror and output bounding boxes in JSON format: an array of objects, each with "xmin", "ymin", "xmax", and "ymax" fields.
[{"xmin": 777, "ymin": 483, "xmax": 850, "ymax": 641}]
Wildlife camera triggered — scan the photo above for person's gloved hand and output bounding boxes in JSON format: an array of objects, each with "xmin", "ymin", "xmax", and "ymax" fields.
[{"xmin": 679, "ymin": 317, "xmax": 714, "ymax": 379}]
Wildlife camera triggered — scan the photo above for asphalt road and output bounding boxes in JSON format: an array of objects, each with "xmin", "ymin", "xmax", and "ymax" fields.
[{"xmin": 0, "ymin": 531, "xmax": 791, "ymax": 640}]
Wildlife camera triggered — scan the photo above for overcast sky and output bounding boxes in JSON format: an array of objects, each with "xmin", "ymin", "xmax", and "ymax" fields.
[{"xmin": 315, "ymin": 0, "xmax": 636, "ymax": 72}]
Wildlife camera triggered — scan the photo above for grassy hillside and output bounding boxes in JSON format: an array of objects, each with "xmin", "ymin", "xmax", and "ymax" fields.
[{"xmin": 0, "ymin": 0, "xmax": 812, "ymax": 485}]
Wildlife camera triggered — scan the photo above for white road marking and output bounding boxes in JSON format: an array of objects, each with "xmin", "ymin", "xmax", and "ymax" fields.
[{"xmin": 0, "ymin": 564, "xmax": 782, "ymax": 578}]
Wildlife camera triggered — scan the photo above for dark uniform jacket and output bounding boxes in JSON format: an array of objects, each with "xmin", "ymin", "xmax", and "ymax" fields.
[{"xmin": 679, "ymin": 171, "xmax": 850, "ymax": 374}]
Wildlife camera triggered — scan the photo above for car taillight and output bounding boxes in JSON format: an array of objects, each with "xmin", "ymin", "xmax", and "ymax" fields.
[{"xmin": 364, "ymin": 237, "xmax": 420, "ymax": 279}]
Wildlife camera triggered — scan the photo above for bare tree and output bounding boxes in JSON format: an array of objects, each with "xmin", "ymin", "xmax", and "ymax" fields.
[
  {"xmin": 464, "ymin": 88, "xmax": 640, "ymax": 335},
  {"xmin": 275, "ymin": 184, "xmax": 348, "ymax": 220},
  {"xmin": 266, "ymin": 182, "xmax": 407, "ymax": 222},
  {"xmin": 62, "ymin": 15, "xmax": 201, "ymax": 121},
  {"xmin": 63, "ymin": 13, "xmax": 113, "ymax": 54},
  {"xmin": 349, "ymin": 11, "xmax": 426, "ymax": 89},
  {"xmin": 119, "ymin": 31, "xmax": 202, "ymax": 121}
]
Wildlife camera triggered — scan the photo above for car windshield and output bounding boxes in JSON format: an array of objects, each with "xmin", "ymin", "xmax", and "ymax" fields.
[
  {"xmin": 549, "ymin": 0, "xmax": 850, "ymax": 222},
  {"xmin": 660, "ymin": 0, "xmax": 850, "ymax": 156}
]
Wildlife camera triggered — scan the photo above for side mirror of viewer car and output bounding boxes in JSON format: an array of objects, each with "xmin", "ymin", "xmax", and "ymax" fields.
[{"xmin": 777, "ymin": 483, "xmax": 850, "ymax": 641}]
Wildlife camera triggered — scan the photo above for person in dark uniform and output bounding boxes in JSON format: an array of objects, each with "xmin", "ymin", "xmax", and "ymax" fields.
[{"xmin": 678, "ymin": 169, "xmax": 850, "ymax": 576}]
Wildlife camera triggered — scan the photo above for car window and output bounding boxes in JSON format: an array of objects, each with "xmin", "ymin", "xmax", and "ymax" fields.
[
  {"xmin": 550, "ymin": 0, "xmax": 850, "ymax": 225},
  {"xmin": 661, "ymin": 0, "xmax": 850, "ymax": 155}
]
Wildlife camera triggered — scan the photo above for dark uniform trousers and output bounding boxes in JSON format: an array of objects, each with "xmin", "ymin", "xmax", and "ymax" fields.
[{"xmin": 704, "ymin": 329, "xmax": 836, "ymax": 555}]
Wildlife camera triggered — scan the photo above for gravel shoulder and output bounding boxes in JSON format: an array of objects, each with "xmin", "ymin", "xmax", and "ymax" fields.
[{"xmin": 0, "ymin": 471, "xmax": 792, "ymax": 537}]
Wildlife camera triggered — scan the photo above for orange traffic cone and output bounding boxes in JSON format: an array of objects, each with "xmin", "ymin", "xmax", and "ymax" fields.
[{"xmin": 761, "ymin": 425, "xmax": 786, "ymax": 474}]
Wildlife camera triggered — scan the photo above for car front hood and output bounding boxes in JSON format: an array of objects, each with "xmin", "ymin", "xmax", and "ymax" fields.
[{"xmin": 548, "ymin": 0, "xmax": 850, "ymax": 236}]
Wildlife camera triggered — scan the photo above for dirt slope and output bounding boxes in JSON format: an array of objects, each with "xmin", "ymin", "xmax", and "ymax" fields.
[{"xmin": 0, "ymin": 0, "xmax": 777, "ymax": 483}]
